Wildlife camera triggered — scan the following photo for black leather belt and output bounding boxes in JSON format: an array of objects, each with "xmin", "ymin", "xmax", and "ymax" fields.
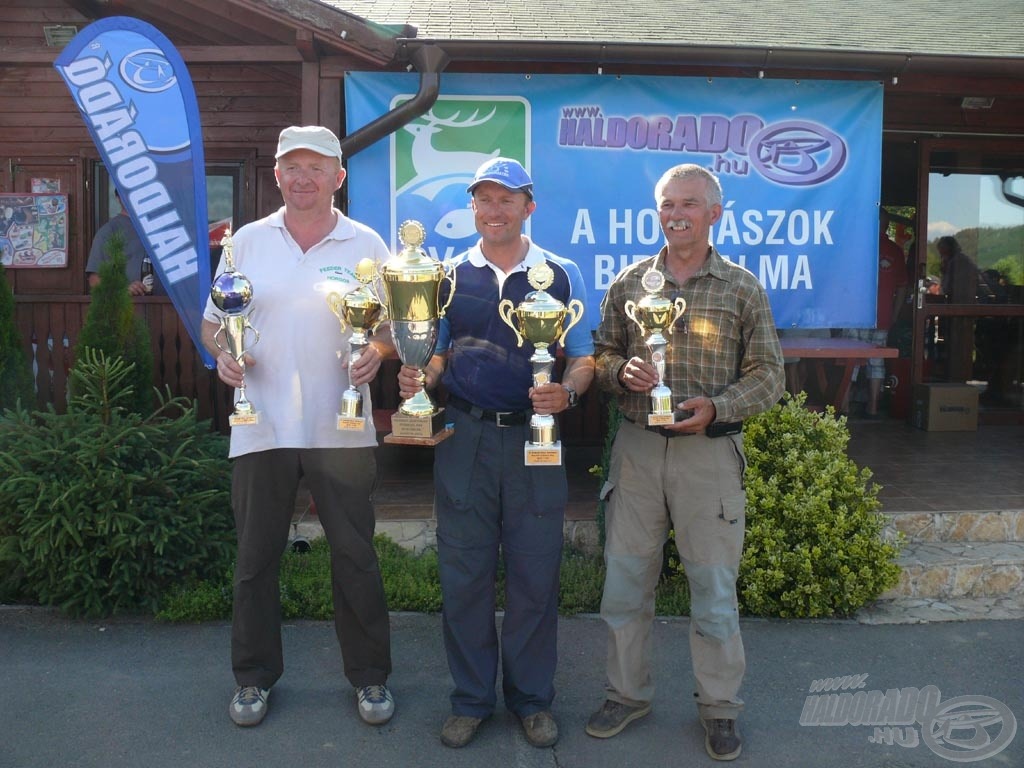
[
  {"xmin": 446, "ymin": 394, "xmax": 531, "ymax": 427},
  {"xmin": 623, "ymin": 415, "xmax": 742, "ymax": 439}
]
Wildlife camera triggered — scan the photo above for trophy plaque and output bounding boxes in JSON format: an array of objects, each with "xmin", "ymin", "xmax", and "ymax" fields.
[
  {"xmin": 211, "ymin": 228, "xmax": 261, "ymax": 426},
  {"xmin": 497, "ymin": 262, "xmax": 584, "ymax": 465},
  {"xmin": 327, "ymin": 258, "xmax": 386, "ymax": 431},
  {"xmin": 624, "ymin": 267, "xmax": 686, "ymax": 426},
  {"xmin": 378, "ymin": 220, "xmax": 456, "ymax": 445}
]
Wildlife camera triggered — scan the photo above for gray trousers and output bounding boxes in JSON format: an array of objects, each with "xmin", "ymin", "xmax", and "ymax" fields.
[
  {"xmin": 600, "ymin": 420, "xmax": 747, "ymax": 720},
  {"xmin": 231, "ymin": 447, "xmax": 391, "ymax": 690}
]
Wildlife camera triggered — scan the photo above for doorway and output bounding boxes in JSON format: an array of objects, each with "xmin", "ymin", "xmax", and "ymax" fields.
[{"xmin": 914, "ymin": 140, "xmax": 1024, "ymax": 423}]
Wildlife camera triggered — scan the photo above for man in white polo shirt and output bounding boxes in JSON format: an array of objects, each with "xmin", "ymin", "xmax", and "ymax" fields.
[{"xmin": 202, "ymin": 125, "xmax": 395, "ymax": 729}]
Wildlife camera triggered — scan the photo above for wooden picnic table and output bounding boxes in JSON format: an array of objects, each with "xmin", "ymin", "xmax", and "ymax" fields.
[{"xmin": 779, "ymin": 337, "xmax": 899, "ymax": 411}]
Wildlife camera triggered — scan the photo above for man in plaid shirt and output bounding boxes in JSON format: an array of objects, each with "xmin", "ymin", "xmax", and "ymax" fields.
[{"xmin": 585, "ymin": 164, "xmax": 783, "ymax": 761}]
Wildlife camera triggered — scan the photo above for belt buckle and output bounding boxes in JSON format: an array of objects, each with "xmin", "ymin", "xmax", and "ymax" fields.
[{"xmin": 495, "ymin": 411, "xmax": 515, "ymax": 427}]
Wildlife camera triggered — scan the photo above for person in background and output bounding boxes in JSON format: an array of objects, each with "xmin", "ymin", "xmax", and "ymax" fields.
[
  {"xmin": 86, "ymin": 189, "xmax": 162, "ymax": 296},
  {"xmin": 202, "ymin": 125, "xmax": 395, "ymax": 730},
  {"xmin": 840, "ymin": 208, "xmax": 909, "ymax": 418},
  {"xmin": 586, "ymin": 163, "xmax": 783, "ymax": 762},
  {"xmin": 397, "ymin": 157, "xmax": 595, "ymax": 750}
]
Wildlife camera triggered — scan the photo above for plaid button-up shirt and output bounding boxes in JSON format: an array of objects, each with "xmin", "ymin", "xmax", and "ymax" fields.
[{"xmin": 595, "ymin": 246, "xmax": 784, "ymax": 424}]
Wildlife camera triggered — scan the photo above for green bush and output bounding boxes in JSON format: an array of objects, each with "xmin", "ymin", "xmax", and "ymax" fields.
[
  {"xmin": 0, "ymin": 263, "xmax": 34, "ymax": 411},
  {"xmin": 75, "ymin": 235, "xmax": 154, "ymax": 415},
  {"xmin": 738, "ymin": 393, "xmax": 901, "ymax": 617},
  {"xmin": 0, "ymin": 350, "xmax": 234, "ymax": 617}
]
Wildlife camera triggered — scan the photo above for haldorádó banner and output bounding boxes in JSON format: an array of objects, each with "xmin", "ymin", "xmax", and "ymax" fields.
[
  {"xmin": 345, "ymin": 73, "xmax": 883, "ymax": 329},
  {"xmin": 55, "ymin": 16, "xmax": 214, "ymax": 367}
]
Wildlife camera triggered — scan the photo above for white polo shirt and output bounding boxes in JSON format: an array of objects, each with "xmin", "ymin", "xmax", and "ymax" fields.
[{"xmin": 203, "ymin": 207, "xmax": 390, "ymax": 458}]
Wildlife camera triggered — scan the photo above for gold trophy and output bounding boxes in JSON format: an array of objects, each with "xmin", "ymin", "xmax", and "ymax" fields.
[
  {"xmin": 327, "ymin": 258, "xmax": 386, "ymax": 431},
  {"xmin": 498, "ymin": 262, "xmax": 584, "ymax": 465},
  {"xmin": 378, "ymin": 220, "xmax": 456, "ymax": 444},
  {"xmin": 211, "ymin": 227, "xmax": 260, "ymax": 426},
  {"xmin": 624, "ymin": 267, "xmax": 686, "ymax": 426}
]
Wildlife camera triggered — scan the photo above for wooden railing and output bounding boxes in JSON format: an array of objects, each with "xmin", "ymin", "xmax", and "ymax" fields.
[{"xmin": 12, "ymin": 296, "xmax": 608, "ymax": 445}]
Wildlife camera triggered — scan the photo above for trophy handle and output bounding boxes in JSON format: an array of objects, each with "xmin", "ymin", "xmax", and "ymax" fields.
[
  {"xmin": 668, "ymin": 296, "xmax": 687, "ymax": 335},
  {"xmin": 326, "ymin": 292, "xmax": 348, "ymax": 332},
  {"xmin": 438, "ymin": 261, "xmax": 457, "ymax": 318},
  {"xmin": 557, "ymin": 299, "xmax": 585, "ymax": 347},
  {"xmin": 212, "ymin": 324, "xmax": 228, "ymax": 354},
  {"xmin": 243, "ymin": 317, "xmax": 260, "ymax": 348},
  {"xmin": 624, "ymin": 300, "xmax": 646, "ymax": 336},
  {"xmin": 497, "ymin": 299, "xmax": 525, "ymax": 348}
]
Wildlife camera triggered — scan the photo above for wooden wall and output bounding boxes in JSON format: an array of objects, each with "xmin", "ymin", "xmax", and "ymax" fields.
[{"xmin": 0, "ymin": 0, "xmax": 303, "ymax": 296}]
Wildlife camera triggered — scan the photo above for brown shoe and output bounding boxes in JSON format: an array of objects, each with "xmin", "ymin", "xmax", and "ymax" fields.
[
  {"xmin": 440, "ymin": 715, "xmax": 483, "ymax": 748},
  {"xmin": 702, "ymin": 718, "xmax": 742, "ymax": 761},
  {"xmin": 520, "ymin": 710, "xmax": 558, "ymax": 747}
]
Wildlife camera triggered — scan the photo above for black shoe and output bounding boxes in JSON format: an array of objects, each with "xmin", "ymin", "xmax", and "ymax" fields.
[{"xmin": 702, "ymin": 718, "xmax": 742, "ymax": 761}]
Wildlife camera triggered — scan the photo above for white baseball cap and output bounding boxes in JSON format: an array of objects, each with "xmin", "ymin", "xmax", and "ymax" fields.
[{"xmin": 275, "ymin": 126, "xmax": 343, "ymax": 161}]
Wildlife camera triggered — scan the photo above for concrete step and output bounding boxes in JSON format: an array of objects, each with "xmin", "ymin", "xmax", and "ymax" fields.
[
  {"xmin": 856, "ymin": 595, "xmax": 1024, "ymax": 624},
  {"xmin": 882, "ymin": 541, "xmax": 1024, "ymax": 600},
  {"xmin": 884, "ymin": 508, "xmax": 1024, "ymax": 544}
]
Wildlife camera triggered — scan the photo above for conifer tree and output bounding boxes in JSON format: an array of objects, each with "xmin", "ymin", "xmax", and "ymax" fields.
[
  {"xmin": 0, "ymin": 263, "xmax": 34, "ymax": 411},
  {"xmin": 73, "ymin": 232, "xmax": 154, "ymax": 414}
]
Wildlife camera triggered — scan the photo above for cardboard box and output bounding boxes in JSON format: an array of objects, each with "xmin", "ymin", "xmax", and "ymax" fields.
[{"xmin": 911, "ymin": 384, "xmax": 979, "ymax": 431}]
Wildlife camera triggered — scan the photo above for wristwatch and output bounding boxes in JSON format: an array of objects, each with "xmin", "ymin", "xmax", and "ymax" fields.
[{"xmin": 563, "ymin": 384, "xmax": 579, "ymax": 409}]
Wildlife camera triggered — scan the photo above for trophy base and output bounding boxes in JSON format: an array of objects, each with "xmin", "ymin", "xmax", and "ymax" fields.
[
  {"xmin": 524, "ymin": 440, "xmax": 562, "ymax": 466},
  {"xmin": 384, "ymin": 408, "xmax": 453, "ymax": 446},
  {"xmin": 229, "ymin": 411, "xmax": 260, "ymax": 427},
  {"xmin": 337, "ymin": 414, "xmax": 367, "ymax": 431},
  {"xmin": 648, "ymin": 412, "xmax": 675, "ymax": 426}
]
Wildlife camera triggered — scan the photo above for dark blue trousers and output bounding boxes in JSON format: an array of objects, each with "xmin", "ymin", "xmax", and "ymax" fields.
[{"xmin": 434, "ymin": 406, "xmax": 567, "ymax": 718}]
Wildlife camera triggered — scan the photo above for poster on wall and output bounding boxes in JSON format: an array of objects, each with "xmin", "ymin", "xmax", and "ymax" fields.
[
  {"xmin": 0, "ymin": 193, "xmax": 69, "ymax": 268},
  {"xmin": 345, "ymin": 73, "xmax": 884, "ymax": 329}
]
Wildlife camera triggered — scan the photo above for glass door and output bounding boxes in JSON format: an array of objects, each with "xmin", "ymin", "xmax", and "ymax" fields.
[{"xmin": 915, "ymin": 140, "xmax": 1024, "ymax": 423}]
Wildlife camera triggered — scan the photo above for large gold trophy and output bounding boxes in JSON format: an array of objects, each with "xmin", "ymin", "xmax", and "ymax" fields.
[
  {"xmin": 211, "ymin": 228, "xmax": 260, "ymax": 426},
  {"xmin": 378, "ymin": 220, "xmax": 455, "ymax": 444},
  {"xmin": 498, "ymin": 262, "xmax": 584, "ymax": 465},
  {"xmin": 327, "ymin": 258, "xmax": 386, "ymax": 431},
  {"xmin": 624, "ymin": 267, "xmax": 686, "ymax": 425}
]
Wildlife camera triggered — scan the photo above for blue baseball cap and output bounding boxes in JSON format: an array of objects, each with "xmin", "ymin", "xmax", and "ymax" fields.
[{"xmin": 467, "ymin": 157, "xmax": 534, "ymax": 198}]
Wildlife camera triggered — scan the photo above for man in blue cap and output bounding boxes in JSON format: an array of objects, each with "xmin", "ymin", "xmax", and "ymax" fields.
[{"xmin": 397, "ymin": 157, "xmax": 595, "ymax": 749}]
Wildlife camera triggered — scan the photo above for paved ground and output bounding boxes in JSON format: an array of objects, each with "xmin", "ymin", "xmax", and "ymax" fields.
[{"xmin": 2, "ymin": 607, "xmax": 1021, "ymax": 768}]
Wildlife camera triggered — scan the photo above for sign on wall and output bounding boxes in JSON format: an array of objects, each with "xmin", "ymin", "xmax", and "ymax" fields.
[
  {"xmin": 0, "ymin": 193, "xmax": 68, "ymax": 268},
  {"xmin": 345, "ymin": 73, "xmax": 884, "ymax": 329}
]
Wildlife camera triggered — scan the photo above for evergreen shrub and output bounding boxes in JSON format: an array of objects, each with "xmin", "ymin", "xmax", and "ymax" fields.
[
  {"xmin": 738, "ymin": 393, "xmax": 901, "ymax": 617},
  {"xmin": 75, "ymin": 235, "xmax": 154, "ymax": 415},
  {"xmin": 0, "ymin": 350, "xmax": 233, "ymax": 617},
  {"xmin": 0, "ymin": 264, "xmax": 34, "ymax": 411}
]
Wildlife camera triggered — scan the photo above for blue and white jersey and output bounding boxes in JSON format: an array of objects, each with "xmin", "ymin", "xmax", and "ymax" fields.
[{"xmin": 437, "ymin": 238, "xmax": 594, "ymax": 411}]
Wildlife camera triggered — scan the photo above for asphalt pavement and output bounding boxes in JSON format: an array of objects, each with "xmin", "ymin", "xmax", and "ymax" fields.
[{"xmin": 1, "ymin": 608, "xmax": 1020, "ymax": 768}]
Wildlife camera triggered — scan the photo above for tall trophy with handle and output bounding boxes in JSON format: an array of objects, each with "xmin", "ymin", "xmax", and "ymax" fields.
[
  {"xmin": 327, "ymin": 258, "xmax": 386, "ymax": 431},
  {"xmin": 211, "ymin": 228, "xmax": 260, "ymax": 426},
  {"xmin": 624, "ymin": 267, "xmax": 686, "ymax": 425},
  {"xmin": 497, "ymin": 262, "xmax": 584, "ymax": 465},
  {"xmin": 378, "ymin": 220, "xmax": 456, "ymax": 444}
]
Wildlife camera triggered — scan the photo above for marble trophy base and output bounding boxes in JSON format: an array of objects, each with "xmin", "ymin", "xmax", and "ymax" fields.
[{"xmin": 524, "ymin": 440, "xmax": 562, "ymax": 466}]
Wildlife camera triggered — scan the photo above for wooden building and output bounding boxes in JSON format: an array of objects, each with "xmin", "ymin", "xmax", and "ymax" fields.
[{"xmin": 2, "ymin": 0, "xmax": 1023, "ymax": 431}]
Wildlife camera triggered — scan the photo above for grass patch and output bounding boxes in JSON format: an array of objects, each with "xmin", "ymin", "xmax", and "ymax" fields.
[{"xmin": 157, "ymin": 534, "xmax": 691, "ymax": 622}]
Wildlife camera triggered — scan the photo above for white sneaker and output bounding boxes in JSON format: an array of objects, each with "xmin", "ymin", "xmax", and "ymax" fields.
[
  {"xmin": 356, "ymin": 684, "xmax": 395, "ymax": 725},
  {"xmin": 229, "ymin": 686, "xmax": 269, "ymax": 727}
]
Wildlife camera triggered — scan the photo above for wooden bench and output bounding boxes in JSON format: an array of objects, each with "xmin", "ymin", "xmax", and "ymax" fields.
[{"xmin": 780, "ymin": 337, "xmax": 899, "ymax": 411}]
